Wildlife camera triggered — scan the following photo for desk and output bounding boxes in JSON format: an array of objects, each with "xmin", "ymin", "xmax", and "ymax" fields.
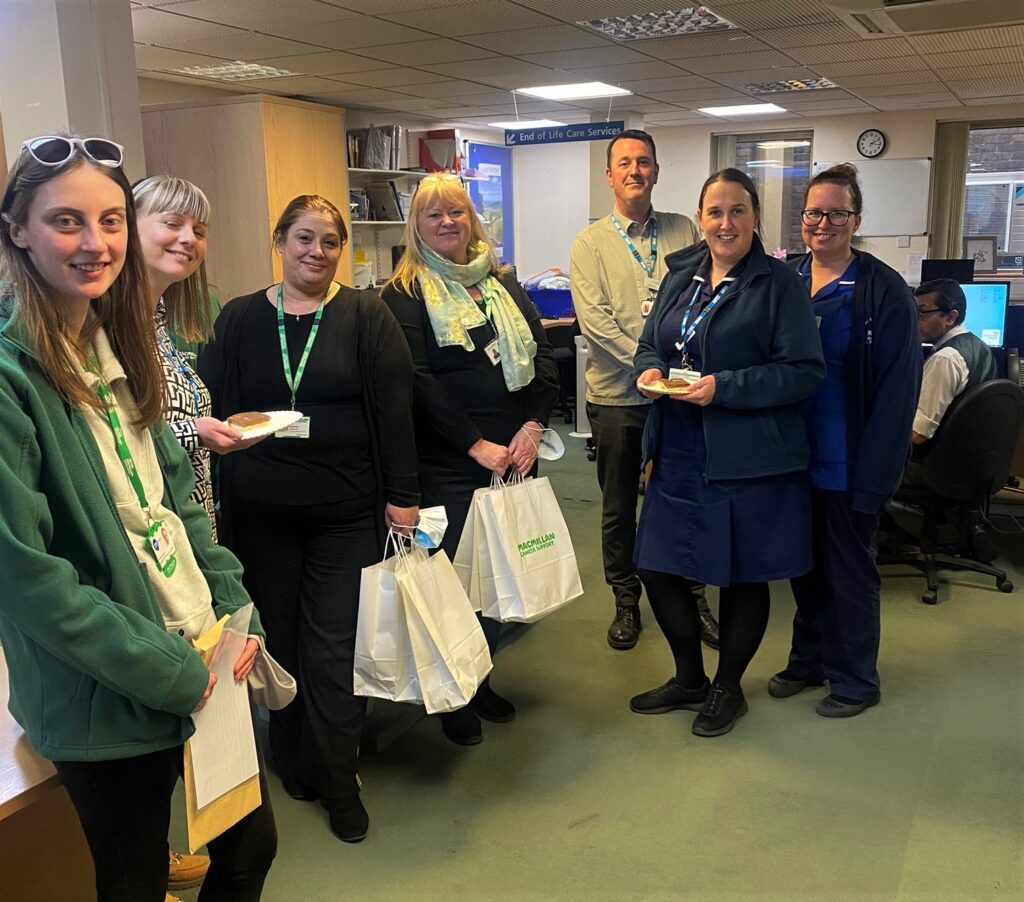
[{"xmin": 0, "ymin": 650, "xmax": 95, "ymax": 901}]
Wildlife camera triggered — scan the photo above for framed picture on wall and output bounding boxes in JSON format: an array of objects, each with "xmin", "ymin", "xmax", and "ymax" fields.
[{"xmin": 963, "ymin": 236, "xmax": 998, "ymax": 274}]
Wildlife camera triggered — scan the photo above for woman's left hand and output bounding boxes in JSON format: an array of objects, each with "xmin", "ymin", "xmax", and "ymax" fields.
[
  {"xmin": 509, "ymin": 422, "xmax": 543, "ymax": 475},
  {"xmin": 677, "ymin": 375, "xmax": 716, "ymax": 407},
  {"xmin": 233, "ymin": 638, "xmax": 260, "ymax": 682},
  {"xmin": 386, "ymin": 503, "xmax": 419, "ymax": 534}
]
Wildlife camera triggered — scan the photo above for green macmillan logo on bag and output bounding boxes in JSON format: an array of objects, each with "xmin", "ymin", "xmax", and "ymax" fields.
[{"xmin": 518, "ymin": 532, "xmax": 555, "ymax": 558}]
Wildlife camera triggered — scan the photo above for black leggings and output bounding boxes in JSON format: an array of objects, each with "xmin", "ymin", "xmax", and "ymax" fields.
[
  {"xmin": 638, "ymin": 568, "xmax": 770, "ymax": 693},
  {"xmin": 54, "ymin": 743, "xmax": 276, "ymax": 902}
]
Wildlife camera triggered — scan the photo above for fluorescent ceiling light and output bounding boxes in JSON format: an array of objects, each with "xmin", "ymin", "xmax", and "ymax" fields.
[
  {"xmin": 172, "ymin": 60, "xmax": 300, "ymax": 81},
  {"xmin": 747, "ymin": 160, "xmax": 782, "ymax": 167},
  {"xmin": 516, "ymin": 82, "xmax": 631, "ymax": 101},
  {"xmin": 488, "ymin": 119, "xmax": 567, "ymax": 129},
  {"xmin": 698, "ymin": 103, "xmax": 786, "ymax": 116},
  {"xmin": 579, "ymin": 7, "xmax": 736, "ymax": 41},
  {"xmin": 756, "ymin": 140, "xmax": 811, "ymax": 149}
]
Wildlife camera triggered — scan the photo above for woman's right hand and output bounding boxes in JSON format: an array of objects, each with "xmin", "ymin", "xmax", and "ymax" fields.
[
  {"xmin": 468, "ymin": 439, "xmax": 513, "ymax": 474},
  {"xmin": 636, "ymin": 368, "xmax": 664, "ymax": 400},
  {"xmin": 191, "ymin": 671, "xmax": 217, "ymax": 715},
  {"xmin": 196, "ymin": 417, "xmax": 267, "ymax": 454}
]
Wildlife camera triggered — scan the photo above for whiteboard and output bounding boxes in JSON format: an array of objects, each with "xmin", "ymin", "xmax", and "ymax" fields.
[{"xmin": 813, "ymin": 158, "xmax": 931, "ymax": 237}]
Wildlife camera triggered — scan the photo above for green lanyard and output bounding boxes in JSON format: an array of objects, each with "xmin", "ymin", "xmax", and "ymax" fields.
[
  {"xmin": 276, "ymin": 284, "xmax": 325, "ymax": 410},
  {"xmin": 89, "ymin": 352, "xmax": 152, "ymax": 520}
]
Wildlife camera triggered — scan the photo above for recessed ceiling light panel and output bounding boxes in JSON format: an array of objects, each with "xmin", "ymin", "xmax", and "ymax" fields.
[
  {"xmin": 515, "ymin": 82, "xmax": 632, "ymax": 101},
  {"xmin": 172, "ymin": 61, "xmax": 301, "ymax": 81},
  {"xmin": 488, "ymin": 119, "xmax": 568, "ymax": 129},
  {"xmin": 744, "ymin": 78, "xmax": 837, "ymax": 94},
  {"xmin": 697, "ymin": 103, "xmax": 787, "ymax": 116},
  {"xmin": 578, "ymin": 7, "xmax": 736, "ymax": 41}
]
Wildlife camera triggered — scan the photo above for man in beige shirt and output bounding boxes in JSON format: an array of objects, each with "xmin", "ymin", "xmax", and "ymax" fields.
[{"xmin": 570, "ymin": 129, "xmax": 717, "ymax": 650}]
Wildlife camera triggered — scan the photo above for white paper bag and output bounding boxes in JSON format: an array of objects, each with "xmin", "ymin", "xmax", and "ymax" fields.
[
  {"xmin": 397, "ymin": 549, "xmax": 492, "ymax": 714},
  {"xmin": 452, "ymin": 486, "xmax": 490, "ymax": 612},
  {"xmin": 477, "ymin": 475, "xmax": 584, "ymax": 623},
  {"xmin": 353, "ymin": 537, "xmax": 423, "ymax": 706}
]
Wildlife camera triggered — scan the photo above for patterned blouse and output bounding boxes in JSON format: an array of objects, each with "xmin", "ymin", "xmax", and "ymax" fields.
[{"xmin": 155, "ymin": 298, "xmax": 217, "ymax": 541}]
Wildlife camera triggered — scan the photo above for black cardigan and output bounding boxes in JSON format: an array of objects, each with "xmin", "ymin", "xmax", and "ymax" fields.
[
  {"xmin": 198, "ymin": 286, "xmax": 419, "ymax": 546},
  {"xmin": 381, "ymin": 271, "xmax": 559, "ymax": 479}
]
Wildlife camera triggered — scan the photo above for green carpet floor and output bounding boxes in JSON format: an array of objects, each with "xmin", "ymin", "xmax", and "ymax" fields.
[{"xmin": 173, "ymin": 424, "xmax": 1024, "ymax": 901}]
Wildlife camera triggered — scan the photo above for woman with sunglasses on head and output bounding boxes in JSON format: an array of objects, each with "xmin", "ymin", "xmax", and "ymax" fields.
[
  {"xmin": 769, "ymin": 163, "xmax": 920, "ymax": 718},
  {"xmin": 199, "ymin": 194, "xmax": 419, "ymax": 844},
  {"xmin": 0, "ymin": 135, "xmax": 281, "ymax": 902},
  {"xmin": 382, "ymin": 175, "xmax": 558, "ymax": 747},
  {"xmin": 632, "ymin": 168, "xmax": 824, "ymax": 737},
  {"xmin": 134, "ymin": 175, "xmax": 266, "ymax": 546}
]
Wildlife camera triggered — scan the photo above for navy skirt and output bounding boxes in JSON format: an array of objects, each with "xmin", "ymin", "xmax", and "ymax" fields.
[{"xmin": 635, "ymin": 401, "xmax": 812, "ymax": 587}]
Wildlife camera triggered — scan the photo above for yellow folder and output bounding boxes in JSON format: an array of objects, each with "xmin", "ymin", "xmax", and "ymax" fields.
[{"xmin": 184, "ymin": 615, "xmax": 261, "ymax": 854}]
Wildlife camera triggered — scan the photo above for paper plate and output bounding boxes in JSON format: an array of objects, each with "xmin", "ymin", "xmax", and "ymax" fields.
[{"xmin": 226, "ymin": 409, "xmax": 303, "ymax": 440}]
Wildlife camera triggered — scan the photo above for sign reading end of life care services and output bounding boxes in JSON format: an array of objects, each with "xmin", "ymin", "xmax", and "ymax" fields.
[{"xmin": 504, "ymin": 121, "xmax": 625, "ymax": 147}]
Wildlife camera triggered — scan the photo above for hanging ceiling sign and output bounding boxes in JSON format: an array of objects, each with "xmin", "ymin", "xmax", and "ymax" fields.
[{"xmin": 504, "ymin": 121, "xmax": 625, "ymax": 147}]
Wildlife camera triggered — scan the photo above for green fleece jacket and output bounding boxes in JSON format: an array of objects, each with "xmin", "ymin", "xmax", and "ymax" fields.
[{"xmin": 0, "ymin": 303, "xmax": 262, "ymax": 761}]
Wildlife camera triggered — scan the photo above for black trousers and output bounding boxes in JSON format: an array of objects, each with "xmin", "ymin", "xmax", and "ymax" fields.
[
  {"xmin": 230, "ymin": 499, "xmax": 378, "ymax": 804},
  {"xmin": 788, "ymin": 489, "xmax": 882, "ymax": 700},
  {"xmin": 54, "ymin": 743, "xmax": 276, "ymax": 902},
  {"xmin": 586, "ymin": 402, "xmax": 650, "ymax": 608}
]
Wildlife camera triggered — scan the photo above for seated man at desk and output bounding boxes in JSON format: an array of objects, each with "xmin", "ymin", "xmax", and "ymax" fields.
[{"xmin": 912, "ymin": 278, "xmax": 997, "ymax": 447}]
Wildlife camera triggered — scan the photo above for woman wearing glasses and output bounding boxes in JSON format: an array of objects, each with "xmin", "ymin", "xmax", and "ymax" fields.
[
  {"xmin": 382, "ymin": 175, "xmax": 558, "ymax": 746},
  {"xmin": 0, "ymin": 135, "xmax": 279, "ymax": 901},
  {"xmin": 199, "ymin": 194, "xmax": 419, "ymax": 844},
  {"xmin": 631, "ymin": 168, "xmax": 824, "ymax": 737},
  {"xmin": 770, "ymin": 163, "xmax": 920, "ymax": 718}
]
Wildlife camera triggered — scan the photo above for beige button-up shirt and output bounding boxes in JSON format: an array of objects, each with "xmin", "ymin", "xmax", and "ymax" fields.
[{"xmin": 570, "ymin": 209, "xmax": 699, "ymax": 406}]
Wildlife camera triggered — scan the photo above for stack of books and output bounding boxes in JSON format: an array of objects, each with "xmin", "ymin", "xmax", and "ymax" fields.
[{"xmin": 347, "ymin": 124, "xmax": 403, "ymax": 170}]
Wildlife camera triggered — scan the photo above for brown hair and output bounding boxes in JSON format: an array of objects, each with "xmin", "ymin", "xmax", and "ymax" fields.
[
  {"xmin": 133, "ymin": 174, "xmax": 214, "ymax": 344},
  {"xmin": 273, "ymin": 194, "xmax": 347, "ymax": 248},
  {"xmin": 698, "ymin": 167, "xmax": 762, "ymax": 234},
  {"xmin": 387, "ymin": 174, "xmax": 506, "ymax": 296},
  {"xmin": 804, "ymin": 162, "xmax": 863, "ymax": 214},
  {"xmin": 606, "ymin": 129, "xmax": 658, "ymax": 168},
  {"xmin": 0, "ymin": 138, "xmax": 164, "ymax": 426}
]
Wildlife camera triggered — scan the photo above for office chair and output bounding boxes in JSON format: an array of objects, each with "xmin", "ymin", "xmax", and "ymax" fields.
[
  {"xmin": 544, "ymin": 322, "xmax": 576, "ymax": 424},
  {"xmin": 878, "ymin": 379, "xmax": 1024, "ymax": 604}
]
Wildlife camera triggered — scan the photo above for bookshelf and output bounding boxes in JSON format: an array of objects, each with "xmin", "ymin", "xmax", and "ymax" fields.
[{"xmin": 348, "ymin": 169, "xmax": 429, "ymax": 286}]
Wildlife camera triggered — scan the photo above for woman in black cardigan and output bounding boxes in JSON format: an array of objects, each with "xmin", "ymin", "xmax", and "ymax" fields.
[
  {"xmin": 199, "ymin": 195, "xmax": 419, "ymax": 844},
  {"xmin": 382, "ymin": 174, "xmax": 559, "ymax": 746}
]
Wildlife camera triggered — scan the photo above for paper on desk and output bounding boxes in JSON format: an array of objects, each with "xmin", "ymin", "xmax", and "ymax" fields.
[{"xmin": 190, "ymin": 603, "xmax": 259, "ymax": 810}]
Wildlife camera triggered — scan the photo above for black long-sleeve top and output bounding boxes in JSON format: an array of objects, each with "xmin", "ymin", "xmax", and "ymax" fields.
[
  {"xmin": 381, "ymin": 271, "xmax": 559, "ymax": 481},
  {"xmin": 199, "ymin": 286, "xmax": 419, "ymax": 518}
]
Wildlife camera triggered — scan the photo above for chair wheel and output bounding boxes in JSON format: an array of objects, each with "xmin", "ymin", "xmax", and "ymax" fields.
[
  {"xmin": 921, "ymin": 589, "xmax": 938, "ymax": 605},
  {"xmin": 998, "ymin": 579, "xmax": 1014, "ymax": 593}
]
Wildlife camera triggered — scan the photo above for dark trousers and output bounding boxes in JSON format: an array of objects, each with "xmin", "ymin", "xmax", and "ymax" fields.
[
  {"xmin": 587, "ymin": 402, "xmax": 650, "ymax": 608},
  {"xmin": 54, "ymin": 743, "xmax": 276, "ymax": 902},
  {"xmin": 788, "ymin": 489, "xmax": 882, "ymax": 700},
  {"xmin": 230, "ymin": 499, "xmax": 377, "ymax": 804}
]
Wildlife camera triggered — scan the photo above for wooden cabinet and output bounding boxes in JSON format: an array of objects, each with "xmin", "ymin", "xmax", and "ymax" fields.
[{"xmin": 141, "ymin": 94, "xmax": 351, "ymax": 302}]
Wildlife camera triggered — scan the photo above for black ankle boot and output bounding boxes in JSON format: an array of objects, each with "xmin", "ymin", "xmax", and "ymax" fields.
[
  {"xmin": 320, "ymin": 796, "xmax": 369, "ymax": 843},
  {"xmin": 607, "ymin": 604, "xmax": 642, "ymax": 650},
  {"xmin": 440, "ymin": 706, "xmax": 483, "ymax": 745},
  {"xmin": 470, "ymin": 679, "xmax": 516, "ymax": 723}
]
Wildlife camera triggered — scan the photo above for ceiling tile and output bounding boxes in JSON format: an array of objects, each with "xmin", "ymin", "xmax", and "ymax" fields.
[
  {"xmin": 167, "ymin": 0, "xmax": 350, "ymax": 29},
  {"xmin": 788, "ymin": 37, "xmax": 914, "ymax": 64},
  {"xmin": 389, "ymin": 1, "xmax": 557, "ymax": 36},
  {"xmin": 757, "ymin": 23, "xmax": 860, "ymax": 49},
  {"xmin": 348, "ymin": 38, "xmax": 493, "ymax": 66},
  {"xmin": 714, "ymin": 67, "xmax": 819, "ymax": 87},
  {"xmin": 908, "ymin": 24, "xmax": 1024, "ymax": 54},
  {"xmin": 157, "ymin": 33, "xmax": 321, "ymax": 59},
  {"xmin": 511, "ymin": 0, "xmax": 688, "ymax": 20},
  {"xmin": 253, "ymin": 51, "xmax": 393, "ymax": 76},
  {"xmin": 949, "ymin": 76, "xmax": 1024, "ymax": 99},
  {"xmin": 569, "ymin": 61, "xmax": 698, "ymax": 82},
  {"xmin": 522, "ymin": 45, "xmax": 653, "ymax": 70},
  {"xmin": 276, "ymin": 17, "xmax": 432, "ymax": 50},
  {"xmin": 412, "ymin": 80, "xmax": 502, "ymax": 98},
  {"xmin": 130, "ymin": 7, "xmax": 244, "ymax": 43},
  {"xmin": 342, "ymin": 68, "xmax": 452, "ymax": 88},
  {"xmin": 647, "ymin": 86, "xmax": 750, "ymax": 104},
  {"xmin": 238, "ymin": 75, "xmax": 361, "ymax": 94},
  {"xmin": 683, "ymin": 50, "xmax": 800, "ymax": 74},
  {"xmin": 461, "ymin": 24, "xmax": 611, "ymax": 55},
  {"xmin": 621, "ymin": 75, "xmax": 720, "ymax": 94},
  {"xmin": 134, "ymin": 43, "xmax": 230, "ymax": 69},
  {"xmin": 814, "ymin": 56, "xmax": 931, "ymax": 77},
  {"xmin": 638, "ymin": 32, "xmax": 767, "ymax": 60},
  {"xmin": 716, "ymin": 0, "xmax": 839, "ymax": 30},
  {"xmin": 304, "ymin": 87, "xmax": 419, "ymax": 104},
  {"xmin": 446, "ymin": 90, "xmax": 520, "ymax": 105},
  {"xmin": 922, "ymin": 47, "xmax": 1024, "ymax": 68},
  {"xmin": 933, "ymin": 63, "xmax": 1024, "ymax": 83},
  {"xmin": 869, "ymin": 96, "xmax": 962, "ymax": 110},
  {"xmin": 831, "ymin": 71, "xmax": 938, "ymax": 90},
  {"xmin": 318, "ymin": 0, "xmax": 450, "ymax": 11},
  {"xmin": 419, "ymin": 57, "xmax": 564, "ymax": 82}
]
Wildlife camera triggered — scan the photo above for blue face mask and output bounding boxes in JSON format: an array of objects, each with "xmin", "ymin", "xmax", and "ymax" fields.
[{"xmin": 413, "ymin": 506, "xmax": 449, "ymax": 549}]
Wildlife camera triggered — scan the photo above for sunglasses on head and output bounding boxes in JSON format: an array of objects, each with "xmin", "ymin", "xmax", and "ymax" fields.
[{"xmin": 21, "ymin": 136, "xmax": 124, "ymax": 169}]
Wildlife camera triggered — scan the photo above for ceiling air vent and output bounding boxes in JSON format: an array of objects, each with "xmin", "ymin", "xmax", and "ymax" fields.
[{"xmin": 828, "ymin": 0, "xmax": 1024, "ymax": 36}]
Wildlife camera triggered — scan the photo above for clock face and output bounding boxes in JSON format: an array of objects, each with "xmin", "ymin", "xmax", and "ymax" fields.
[{"xmin": 857, "ymin": 129, "xmax": 886, "ymax": 158}]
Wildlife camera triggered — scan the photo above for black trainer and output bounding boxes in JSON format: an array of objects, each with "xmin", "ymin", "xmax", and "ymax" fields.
[
  {"xmin": 630, "ymin": 678, "xmax": 710, "ymax": 714},
  {"xmin": 607, "ymin": 604, "xmax": 642, "ymax": 650},
  {"xmin": 692, "ymin": 683, "xmax": 748, "ymax": 737},
  {"xmin": 768, "ymin": 669, "xmax": 825, "ymax": 699}
]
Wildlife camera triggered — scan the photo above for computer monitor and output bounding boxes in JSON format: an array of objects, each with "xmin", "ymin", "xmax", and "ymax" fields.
[
  {"xmin": 960, "ymin": 281, "xmax": 1010, "ymax": 348},
  {"xmin": 921, "ymin": 258, "xmax": 974, "ymax": 283}
]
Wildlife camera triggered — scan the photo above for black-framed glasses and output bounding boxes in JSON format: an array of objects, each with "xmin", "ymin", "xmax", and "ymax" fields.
[
  {"xmin": 21, "ymin": 136, "xmax": 124, "ymax": 168},
  {"xmin": 916, "ymin": 307, "xmax": 945, "ymax": 318},
  {"xmin": 800, "ymin": 208, "xmax": 855, "ymax": 226}
]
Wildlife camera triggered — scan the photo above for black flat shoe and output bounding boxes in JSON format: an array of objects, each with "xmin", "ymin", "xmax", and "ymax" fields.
[
  {"xmin": 692, "ymin": 683, "xmax": 748, "ymax": 737},
  {"xmin": 630, "ymin": 678, "xmax": 709, "ymax": 714},
  {"xmin": 440, "ymin": 707, "xmax": 483, "ymax": 745},
  {"xmin": 816, "ymin": 692, "xmax": 880, "ymax": 718},
  {"xmin": 469, "ymin": 682, "xmax": 516, "ymax": 723},
  {"xmin": 321, "ymin": 798, "xmax": 368, "ymax": 843},
  {"xmin": 282, "ymin": 777, "xmax": 319, "ymax": 801},
  {"xmin": 768, "ymin": 669, "xmax": 825, "ymax": 699},
  {"xmin": 607, "ymin": 604, "xmax": 642, "ymax": 650}
]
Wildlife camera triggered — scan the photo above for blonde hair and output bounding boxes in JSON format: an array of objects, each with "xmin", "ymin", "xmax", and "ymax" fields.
[
  {"xmin": 133, "ymin": 174, "xmax": 213, "ymax": 344},
  {"xmin": 0, "ymin": 139, "xmax": 164, "ymax": 427},
  {"xmin": 388, "ymin": 175, "xmax": 506, "ymax": 295}
]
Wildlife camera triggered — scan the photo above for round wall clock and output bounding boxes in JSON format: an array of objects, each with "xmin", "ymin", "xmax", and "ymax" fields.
[{"xmin": 857, "ymin": 128, "xmax": 886, "ymax": 158}]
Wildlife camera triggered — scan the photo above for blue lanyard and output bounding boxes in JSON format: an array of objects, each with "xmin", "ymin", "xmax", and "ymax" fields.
[
  {"xmin": 158, "ymin": 329, "xmax": 205, "ymax": 416},
  {"xmin": 676, "ymin": 280, "xmax": 732, "ymax": 351},
  {"xmin": 611, "ymin": 214, "xmax": 658, "ymax": 278}
]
